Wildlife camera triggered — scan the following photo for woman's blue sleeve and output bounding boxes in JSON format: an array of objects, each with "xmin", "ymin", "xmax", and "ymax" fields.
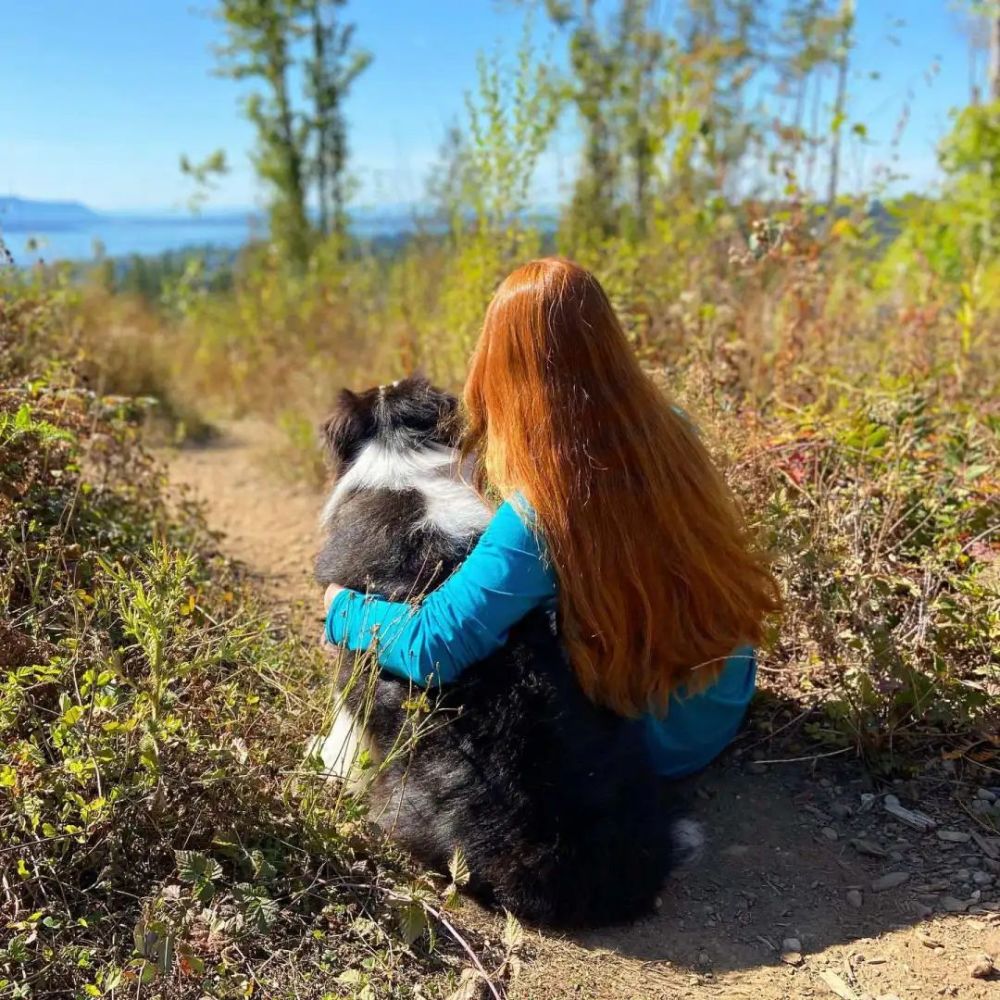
[{"xmin": 324, "ymin": 500, "xmax": 557, "ymax": 685}]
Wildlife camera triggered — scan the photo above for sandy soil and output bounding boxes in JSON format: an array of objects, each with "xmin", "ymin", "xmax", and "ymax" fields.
[{"xmin": 165, "ymin": 422, "xmax": 1000, "ymax": 1000}]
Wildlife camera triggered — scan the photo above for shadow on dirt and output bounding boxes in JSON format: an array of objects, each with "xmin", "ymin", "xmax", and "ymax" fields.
[{"xmin": 569, "ymin": 705, "xmax": 995, "ymax": 977}]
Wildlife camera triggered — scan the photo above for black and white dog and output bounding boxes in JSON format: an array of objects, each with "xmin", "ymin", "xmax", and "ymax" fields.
[{"xmin": 314, "ymin": 377, "xmax": 699, "ymax": 928}]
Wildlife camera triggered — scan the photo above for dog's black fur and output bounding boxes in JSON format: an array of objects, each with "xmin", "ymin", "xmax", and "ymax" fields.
[{"xmin": 316, "ymin": 377, "xmax": 692, "ymax": 928}]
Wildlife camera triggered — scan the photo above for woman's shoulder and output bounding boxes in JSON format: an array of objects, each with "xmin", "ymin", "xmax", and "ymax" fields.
[
  {"xmin": 492, "ymin": 492, "xmax": 541, "ymax": 534},
  {"xmin": 484, "ymin": 494, "xmax": 547, "ymax": 557}
]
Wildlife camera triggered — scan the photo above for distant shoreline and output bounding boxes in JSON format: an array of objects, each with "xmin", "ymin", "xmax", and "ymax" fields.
[{"xmin": 0, "ymin": 210, "xmax": 430, "ymax": 266}]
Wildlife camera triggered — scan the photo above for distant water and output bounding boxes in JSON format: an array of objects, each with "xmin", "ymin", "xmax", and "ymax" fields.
[{"xmin": 0, "ymin": 210, "xmax": 421, "ymax": 265}]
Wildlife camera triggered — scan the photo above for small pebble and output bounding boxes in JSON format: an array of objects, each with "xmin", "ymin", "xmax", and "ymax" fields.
[
  {"xmin": 821, "ymin": 827, "xmax": 839, "ymax": 842},
  {"xmin": 937, "ymin": 829, "xmax": 971, "ymax": 844},
  {"xmin": 851, "ymin": 837, "xmax": 887, "ymax": 857},
  {"xmin": 872, "ymin": 871, "xmax": 910, "ymax": 892},
  {"xmin": 846, "ymin": 889, "xmax": 863, "ymax": 908},
  {"xmin": 972, "ymin": 871, "xmax": 994, "ymax": 886},
  {"xmin": 917, "ymin": 931, "xmax": 944, "ymax": 950},
  {"xmin": 831, "ymin": 802, "xmax": 852, "ymax": 820},
  {"xmin": 969, "ymin": 955, "xmax": 994, "ymax": 980},
  {"xmin": 976, "ymin": 787, "xmax": 997, "ymax": 802},
  {"xmin": 939, "ymin": 895, "xmax": 969, "ymax": 913},
  {"xmin": 781, "ymin": 937, "xmax": 802, "ymax": 953},
  {"xmin": 912, "ymin": 901, "xmax": 933, "ymax": 918}
]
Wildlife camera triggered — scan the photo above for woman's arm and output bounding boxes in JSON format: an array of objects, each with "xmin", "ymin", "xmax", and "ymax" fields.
[{"xmin": 324, "ymin": 500, "xmax": 556, "ymax": 685}]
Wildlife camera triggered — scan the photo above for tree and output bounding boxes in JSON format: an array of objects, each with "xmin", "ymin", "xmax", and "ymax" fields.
[
  {"xmin": 775, "ymin": 1, "xmax": 839, "ymax": 192},
  {"xmin": 677, "ymin": 0, "xmax": 767, "ymax": 195},
  {"xmin": 305, "ymin": 1, "xmax": 372, "ymax": 242},
  {"xmin": 532, "ymin": 0, "xmax": 769, "ymax": 245},
  {"xmin": 215, "ymin": 0, "xmax": 312, "ymax": 265},
  {"xmin": 211, "ymin": 0, "xmax": 370, "ymax": 265},
  {"xmin": 537, "ymin": 0, "xmax": 674, "ymax": 243},
  {"xmin": 825, "ymin": 0, "xmax": 855, "ymax": 225}
]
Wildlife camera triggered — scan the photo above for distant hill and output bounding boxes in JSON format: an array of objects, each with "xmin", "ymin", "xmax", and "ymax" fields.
[{"xmin": 0, "ymin": 197, "xmax": 100, "ymax": 231}]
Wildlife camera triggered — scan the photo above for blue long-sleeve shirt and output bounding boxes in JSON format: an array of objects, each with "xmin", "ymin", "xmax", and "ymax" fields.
[{"xmin": 325, "ymin": 498, "xmax": 756, "ymax": 778}]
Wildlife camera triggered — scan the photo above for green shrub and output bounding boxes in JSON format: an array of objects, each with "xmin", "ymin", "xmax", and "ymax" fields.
[
  {"xmin": 0, "ymin": 299, "xmax": 503, "ymax": 999},
  {"xmin": 716, "ymin": 377, "xmax": 1000, "ymax": 767}
]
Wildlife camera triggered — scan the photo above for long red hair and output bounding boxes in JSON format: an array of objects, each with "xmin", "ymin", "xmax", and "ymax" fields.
[{"xmin": 462, "ymin": 258, "xmax": 780, "ymax": 717}]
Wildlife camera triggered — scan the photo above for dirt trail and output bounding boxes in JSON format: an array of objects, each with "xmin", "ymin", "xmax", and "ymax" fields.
[{"xmin": 166, "ymin": 424, "xmax": 1000, "ymax": 1000}]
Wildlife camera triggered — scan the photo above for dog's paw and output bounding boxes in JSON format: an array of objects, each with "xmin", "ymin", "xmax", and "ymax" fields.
[{"xmin": 670, "ymin": 818, "xmax": 705, "ymax": 867}]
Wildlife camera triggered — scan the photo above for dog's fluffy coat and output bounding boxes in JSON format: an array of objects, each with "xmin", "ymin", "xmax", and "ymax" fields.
[{"xmin": 315, "ymin": 377, "xmax": 697, "ymax": 928}]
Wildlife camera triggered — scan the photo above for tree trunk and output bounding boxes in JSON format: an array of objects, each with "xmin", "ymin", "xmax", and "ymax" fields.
[
  {"xmin": 312, "ymin": 4, "xmax": 330, "ymax": 236},
  {"xmin": 826, "ymin": 0, "xmax": 854, "ymax": 228},
  {"xmin": 274, "ymin": 67, "xmax": 310, "ymax": 263}
]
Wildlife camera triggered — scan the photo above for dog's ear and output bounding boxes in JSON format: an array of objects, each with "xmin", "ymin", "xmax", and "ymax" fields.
[
  {"xmin": 320, "ymin": 389, "xmax": 364, "ymax": 467},
  {"xmin": 434, "ymin": 391, "xmax": 463, "ymax": 447}
]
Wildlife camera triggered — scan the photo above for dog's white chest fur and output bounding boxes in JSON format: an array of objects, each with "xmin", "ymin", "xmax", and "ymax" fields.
[
  {"xmin": 315, "ymin": 440, "xmax": 489, "ymax": 784},
  {"xmin": 320, "ymin": 441, "xmax": 491, "ymax": 540}
]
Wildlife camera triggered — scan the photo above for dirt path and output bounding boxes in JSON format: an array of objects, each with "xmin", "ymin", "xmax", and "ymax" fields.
[{"xmin": 166, "ymin": 424, "xmax": 1000, "ymax": 1000}]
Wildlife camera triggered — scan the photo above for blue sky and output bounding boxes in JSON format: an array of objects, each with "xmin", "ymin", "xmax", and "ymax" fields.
[{"xmin": 0, "ymin": 1, "xmax": 988, "ymax": 212}]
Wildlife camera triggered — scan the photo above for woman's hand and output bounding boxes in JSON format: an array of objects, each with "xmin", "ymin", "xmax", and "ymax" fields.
[{"xmin": 324, "ymin": 582, "xmax": 345, "ymax": 612}]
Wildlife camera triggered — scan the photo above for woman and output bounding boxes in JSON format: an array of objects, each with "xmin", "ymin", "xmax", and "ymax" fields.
[{"xmin": 324, "ymin": 258, "xmax": 780, "ymax": 778}]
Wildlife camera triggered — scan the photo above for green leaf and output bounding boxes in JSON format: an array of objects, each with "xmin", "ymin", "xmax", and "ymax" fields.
[
  {"xmin": 503, "ymin": 910, "xmax": 524, "ymax": 953},
  {"xmin": 61, "ymin": 704, "xmax": 85, "ymax": 725},
  {"xmin": 175, "ymin": 850, "xmax": 222, "ymax": 886},
  {"xmin": 249, "ymin": 848, "xmax": 277, "ymax": 882},
  {"xmin": 863, "ymin": 426, "xmax": 890, "ymax": 450},
  {"xmin": 448, "ymin": 847, "xmax": 470, "ymax": 888},
  {"xmin": 397, "ymin": 902, "xmax": 426, "ymax": 947},
  {"xmin": 232, "ymin": 883, "xmax": 279, "ymax": 933},
  {"xmin": 447, "ymin": 968, "xmax": 484, "ymax": 1000}
]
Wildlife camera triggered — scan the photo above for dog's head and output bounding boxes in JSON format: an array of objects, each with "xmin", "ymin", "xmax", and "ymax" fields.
[{"xmin": 321, "ymin": 377, "xmax": 462, "ymax": 474}]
